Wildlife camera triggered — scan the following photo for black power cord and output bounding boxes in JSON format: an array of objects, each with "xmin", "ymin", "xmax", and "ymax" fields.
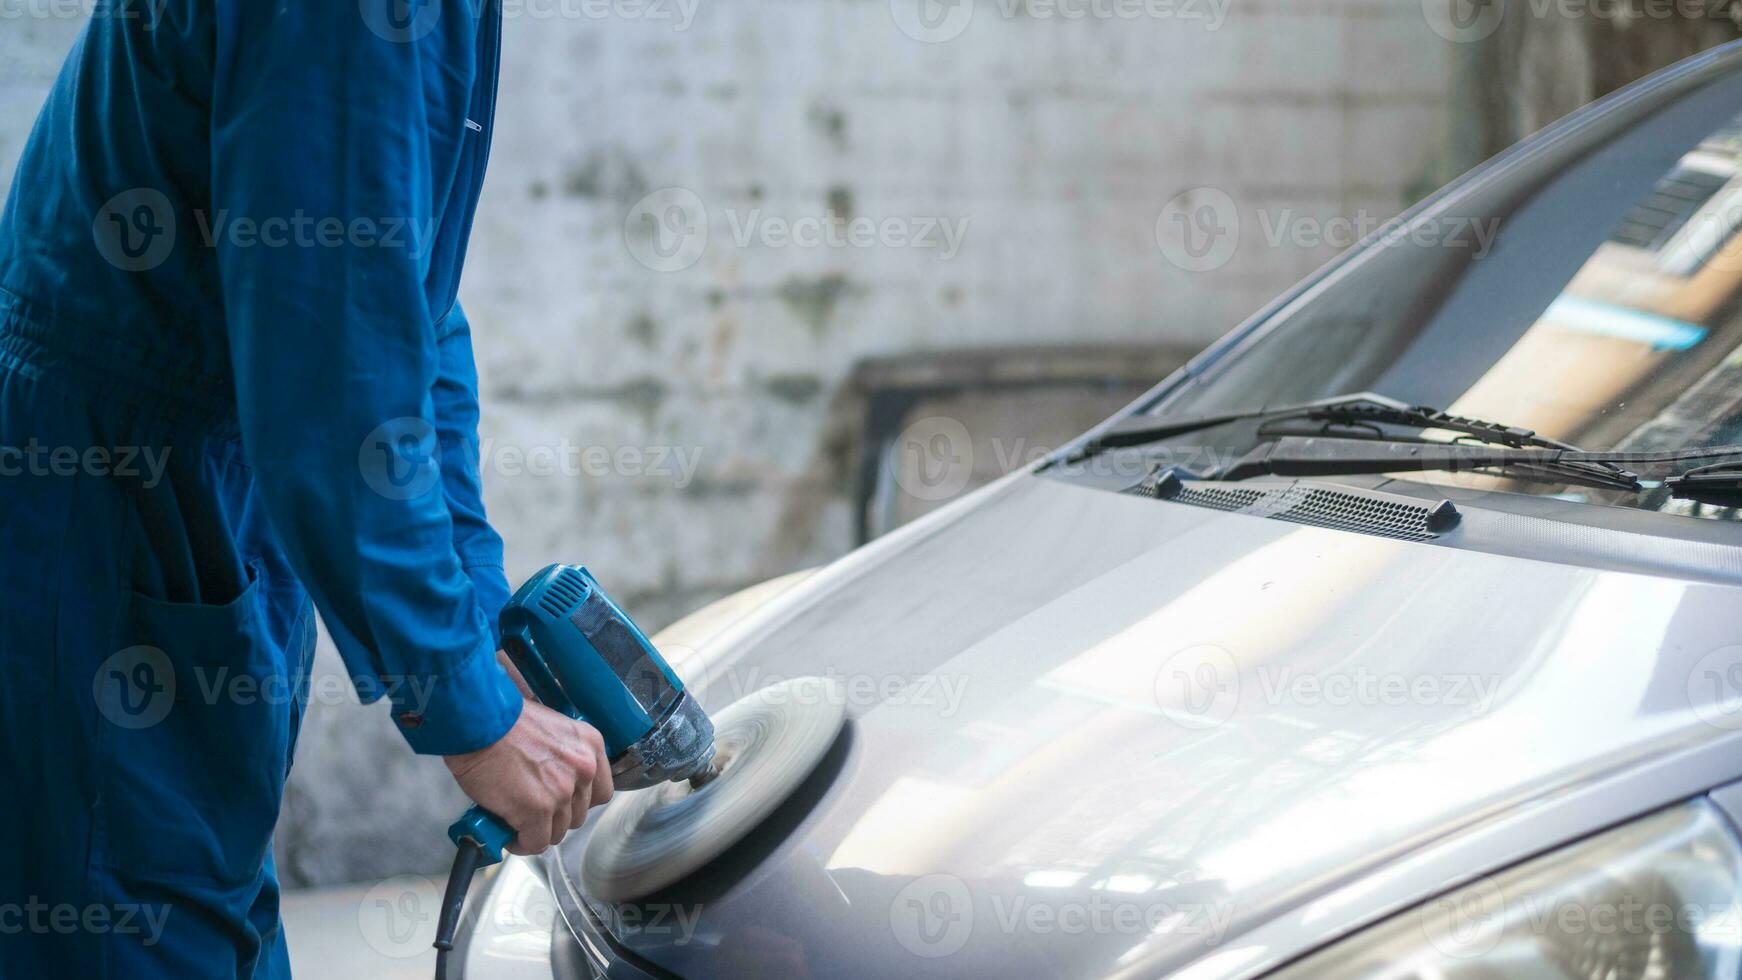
[{"xmin": 433, "ymin": 837, "xmax": 485, "ymax": 979}]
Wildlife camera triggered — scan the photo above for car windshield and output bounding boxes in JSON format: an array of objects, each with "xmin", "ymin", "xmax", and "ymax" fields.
[{"xmin": 1151, "ymin": 55, "xmax": 1742, "ymax": 521}]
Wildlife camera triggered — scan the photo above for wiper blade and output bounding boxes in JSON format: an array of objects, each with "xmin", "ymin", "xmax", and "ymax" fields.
[
  {"xmin": 1665, "ymin": 462, "xmax": 1742, "ymax": 507},
  {"xmin": 1220, "ymin": 437, "xmax": 1742, "ymax": 495},
  {"xmin": 1087, "ymin": 392, "xmax": 1571, "ymax": 454},
  {"xmin": 1087, "ymin": 391, "xmax": 1742, "ymax": 505},
  {"xmin": 1222, "ymin": 438, "xmax": 1644, "ymax": 492}
]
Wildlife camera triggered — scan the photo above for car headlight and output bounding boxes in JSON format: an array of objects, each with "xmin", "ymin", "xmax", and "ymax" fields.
[{"xmin": 1269, "ymin": 800, "xmax": 1742, "ymax": 979}]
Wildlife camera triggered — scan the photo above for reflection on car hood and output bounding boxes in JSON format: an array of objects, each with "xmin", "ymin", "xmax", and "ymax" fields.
[{"xmin": 570, "ymin": 475, "xmax": 1742, "ymax": 979}]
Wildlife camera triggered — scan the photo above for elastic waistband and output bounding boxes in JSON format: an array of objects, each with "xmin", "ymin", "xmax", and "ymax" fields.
[{"xmin": 0, "ymin": 287, "xmax": 241, "ymax": 438}]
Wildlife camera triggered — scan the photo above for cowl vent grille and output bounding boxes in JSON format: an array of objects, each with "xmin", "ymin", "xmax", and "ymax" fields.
[
  {"xmin": 1127, "ymin": 469, "xmax": 1459, "ymax": 542},
  {"xmin": 1170, "ymin": 485, "xmax": 1266, "ymax": 514}
]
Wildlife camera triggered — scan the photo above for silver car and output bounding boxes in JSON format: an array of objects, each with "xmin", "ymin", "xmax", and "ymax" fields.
[{"xmin": 453, "ymin": 40, "xmax": 1742, "ymax": 980}]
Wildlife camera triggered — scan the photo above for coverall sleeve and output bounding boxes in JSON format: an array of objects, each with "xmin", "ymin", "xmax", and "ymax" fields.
[
  {"xmin": 211, "ymin": 0, "xmax": 522, "ymax": 755},
  {"xmin": 434, "ymin": 303, "xmax": 513, "ymax": 643}
]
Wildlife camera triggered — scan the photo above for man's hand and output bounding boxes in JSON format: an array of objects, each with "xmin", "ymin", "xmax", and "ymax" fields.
[{"xmin": 444, "ymin": 672, "xmax": 615, "ymax": 856}]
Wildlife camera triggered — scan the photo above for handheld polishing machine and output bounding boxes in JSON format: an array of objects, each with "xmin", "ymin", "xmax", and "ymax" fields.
[{"xmin": 432, "ymin": 564, "xmax": 720, "ymax": 962}]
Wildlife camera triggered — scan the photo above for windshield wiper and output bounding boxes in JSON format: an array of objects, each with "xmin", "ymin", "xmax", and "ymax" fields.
[
  {"xmin": 1081, "ymin": 390, "xmax": 1742, "ymax": 503},
  {"xmin": 1665, "ymin": 461, "xmax": 1742, "ymax": 507},
  {"xmin": 1221, "ymin": 437, "xmax": 1742, "ymax": 497},
  {"xmin": 1084, "ymin": 392, "xmax": 1574, "ymax": 455}
]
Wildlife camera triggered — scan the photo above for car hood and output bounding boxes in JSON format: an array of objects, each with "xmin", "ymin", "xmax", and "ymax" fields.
[{"xmin": 563, "ymin": 474, "xmax": 1742, "ymax": 979}]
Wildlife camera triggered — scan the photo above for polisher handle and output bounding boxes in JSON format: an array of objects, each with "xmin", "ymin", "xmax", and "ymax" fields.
[
  {"xmin": 500, "ymin": 622, "xmax": 580, "ymax": 718},
  {"xmin": 441, "ymin": 611, "xmax": 577, "ymax": 867},
  {"xmin": 448, "ymin": 805, "xmax": 515, "ymax": 868}
]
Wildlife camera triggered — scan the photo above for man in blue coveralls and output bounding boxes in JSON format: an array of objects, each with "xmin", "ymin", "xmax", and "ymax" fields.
[{"xmin": 0, "ymin": 1, "xmax": 613, "ymax": 975}]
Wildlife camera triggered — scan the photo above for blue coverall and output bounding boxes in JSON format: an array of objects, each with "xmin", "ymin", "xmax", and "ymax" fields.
[{"xmin": 0, "ymin": 1, "xmax": 523, "ymax": 975}]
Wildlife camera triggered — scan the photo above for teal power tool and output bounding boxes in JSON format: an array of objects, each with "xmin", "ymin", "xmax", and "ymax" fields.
[{"xmin": 432, "ymin": 564, "xmax": 719, "ymax": 971}]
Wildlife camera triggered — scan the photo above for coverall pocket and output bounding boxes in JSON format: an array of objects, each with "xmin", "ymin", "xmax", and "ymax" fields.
[{"xmin": 101, "ymin": 559, "xmax": 293, "ymax": 886}]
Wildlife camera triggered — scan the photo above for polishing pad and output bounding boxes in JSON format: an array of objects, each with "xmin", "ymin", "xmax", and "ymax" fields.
[{"xmin": 580, "ymin": 675, "xmax": 847, "ymax": 901}]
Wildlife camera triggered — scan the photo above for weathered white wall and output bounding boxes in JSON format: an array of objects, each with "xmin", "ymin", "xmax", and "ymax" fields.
[
  {"xmin": 3, "ymin": 1, "xmax": 1470, "ymax": 885},
  {"xmin": 465, "ymin": 0, "xmax": 1469, "ymax": 624}
]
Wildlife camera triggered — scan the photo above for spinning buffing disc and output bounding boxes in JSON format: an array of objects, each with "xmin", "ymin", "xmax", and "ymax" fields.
[{"xmin": 580, "ymin": 675, "xmax": 847, "ymax": 901}]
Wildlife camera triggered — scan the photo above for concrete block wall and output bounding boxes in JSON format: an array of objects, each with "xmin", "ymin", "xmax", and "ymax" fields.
[{"xmin": 3, "ymin": 2, "xmax": 1473, "ymax": 884}]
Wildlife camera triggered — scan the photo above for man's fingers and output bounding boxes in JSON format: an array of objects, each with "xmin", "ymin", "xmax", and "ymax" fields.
[
  {"xmin": 506, "ymin": 816, "xmax": 551, "ymax": 856},
  {"xmin": 568, "ymin": 782, "xmax": 591, "ymax": 829},
  {"xmin": 590, "ymin": 754, "xmax": 614, "ymax": 809},
  {"xmin": 550, "ymin": 800, "xmax": 573, "ymax": 849},
  {"xmin": 567, "ymin": 734, "xmax": 599, "ymax": 828},
  {"xmin": 445, "ymin": 712, "xmax": 618, "ymax": 857}
]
